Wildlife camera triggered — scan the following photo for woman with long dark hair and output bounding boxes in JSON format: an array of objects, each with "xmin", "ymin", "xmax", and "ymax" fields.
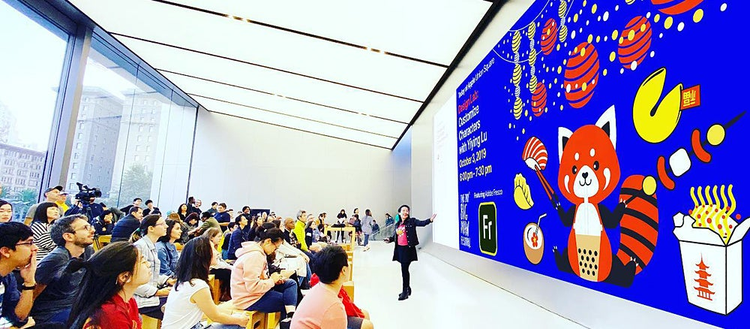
[
  {"xmin": 204, "ymin": 228, "xmax": 233, "ymax": 300},
  {"xmin": 133, "ymin": 214, "xmax": 171, "ymax": 319},
  {"xmin": 177, "ymin": 204, "xmax": 189, "ymax": 221},
  {"xmin": 385, "ymin": 204, "xmax": 436, "ymax": 301},
  {"xmin": 66, "ymin": 242, "xmax": 152, "ymax": 329},
  {"xmin": 31, "ymin": 202, "xmax": 61, "ymax": 261},
  {"xmin": 156, "ymin": 219, "xmax": 182, "ymax": 276},
  {"xmin": 161, "ymin": 236, "xmax": 249, "ymax": 328}
]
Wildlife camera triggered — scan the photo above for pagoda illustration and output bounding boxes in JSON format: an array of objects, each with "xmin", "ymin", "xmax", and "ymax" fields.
[{"xmin": 693, "ymin": 256, "xmax": 714, "ymax": 301}]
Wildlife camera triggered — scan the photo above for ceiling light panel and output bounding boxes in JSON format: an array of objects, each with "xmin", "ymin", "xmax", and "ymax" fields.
[
  {"xmin": 117, "ymin": 36, "xmax": 421, "ymax": 123},
  {"xmin": 163, "ymin": 72, "xmax": 406, "ymax": 137},
  {"xmin": 194, "ymin": 96, "xmax": 396, "ymax": 148},
  {"xmin": 70, "ymin": 0, "xmax": 445, "ymax": 101},
  {"xmin": 176, "ymin": 0, "xmax": 491, "ymax": 66}
]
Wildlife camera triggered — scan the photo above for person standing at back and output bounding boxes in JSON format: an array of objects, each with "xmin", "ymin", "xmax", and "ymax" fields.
[{"xmin": 361, "ymin": 209, "xmax": 374, "ymax": 251}]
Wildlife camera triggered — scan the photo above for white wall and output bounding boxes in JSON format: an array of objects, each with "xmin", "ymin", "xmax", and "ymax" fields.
[
  {"xmin": 189, "ymin": 109, "xmax": 410, "ymax": 223},
  {"xmin": 410, "ymin": 0, "xmax": 717, "ymax": 327}
]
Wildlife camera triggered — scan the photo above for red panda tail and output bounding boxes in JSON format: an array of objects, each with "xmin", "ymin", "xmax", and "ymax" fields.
[{"xmin": 616, "ymin": 175, "xmax": 659, "ymax": 275}]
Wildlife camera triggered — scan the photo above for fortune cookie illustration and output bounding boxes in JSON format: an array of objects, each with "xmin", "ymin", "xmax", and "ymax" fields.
[
  {"xmin": 514, "ymin": 173, "xmax": 534, "ymax": 210},
  {"xmin": 633, "ymin": 67, "xmax": 684, "ymax": 144}
]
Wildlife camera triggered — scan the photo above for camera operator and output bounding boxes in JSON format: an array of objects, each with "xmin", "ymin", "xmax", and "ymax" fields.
[
  {"xmin": 64, "ymin": 184, "xmax": 103, "ymax": 225},
  {"xmin": 65, "ymin": 197, "xmax": 103, "ymax": 221}
]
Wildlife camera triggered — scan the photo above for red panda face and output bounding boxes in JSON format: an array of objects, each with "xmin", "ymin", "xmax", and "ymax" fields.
[{"xmin": 558, "ymin": 106, "xmax": 621, "ymax": 204}]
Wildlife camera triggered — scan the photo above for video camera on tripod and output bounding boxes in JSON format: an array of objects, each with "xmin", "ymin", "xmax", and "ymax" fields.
[{"xmin": 75, "ymin": 182, "xmax": 102, "ymax": 204}]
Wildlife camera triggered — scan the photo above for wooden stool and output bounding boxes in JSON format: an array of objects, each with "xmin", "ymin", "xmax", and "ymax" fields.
[
  {"xmin": 208, "ymin": 274, "xmax": 221, "ymax": 304},
  {"xmin": 141, "ymin": 314, "xmax": 161, "ymax": 329},
  {"xmin": 214, "ymin": 302, "xmax": 266, "ymax": 329}
]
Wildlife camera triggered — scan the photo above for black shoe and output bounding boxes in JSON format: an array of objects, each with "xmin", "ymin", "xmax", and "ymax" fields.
[
  {"xmin": 407, "ymin": 286, "xmax": 412, "ymax": 296},
  {"xmin": 280, "ymin": 319, "xmax": 291, "ymax": 329},
  {"xmin": 398, "ymin": 292, "xmax": 409, "ymax": 301}
]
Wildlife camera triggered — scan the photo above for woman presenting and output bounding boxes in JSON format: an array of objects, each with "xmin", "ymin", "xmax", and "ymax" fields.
[{"xmin": 385, "ymin": 205, "xmax": 436, "ymax": 301}]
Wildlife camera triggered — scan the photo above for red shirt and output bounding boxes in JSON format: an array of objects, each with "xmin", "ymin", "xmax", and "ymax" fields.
[{"xmin": 83, "ymin": 294, "xmax": 142, "ymax": 329}]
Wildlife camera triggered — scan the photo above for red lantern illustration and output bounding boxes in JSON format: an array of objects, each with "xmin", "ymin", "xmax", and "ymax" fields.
[
  {"xmin": 564, "ymin": 42, "xmax": 600, "ymax": 109},
  {"xmin": 541, "ymin": 18, "xmax": 558, "ymax": 55},
  {"xmin": 532, "ymin": 82, "xmax": 547, "ymax": 117},
  {"xmin": 651, "ymin": 0, "xmax": 703, "ymax": 15},
  {"xmin": 618, "ymin": 16, "xmax": 652, "ymax": 68}
]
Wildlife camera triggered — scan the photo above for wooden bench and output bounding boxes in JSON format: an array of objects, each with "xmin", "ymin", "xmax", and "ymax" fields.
[
  {"xmin": 343, "ymin": 281, "xmax": 355, "ymax": 302},
  {"xmin": 93, "ymin": 235, "xmax": 111, "ymax": 251},
  {"xmin": 212, "ymin": 302, "xmax": 275, "ymax": 329},
  {"xmin": 141, "ymin": 314, "xmax": 161, "ymax": 329}
]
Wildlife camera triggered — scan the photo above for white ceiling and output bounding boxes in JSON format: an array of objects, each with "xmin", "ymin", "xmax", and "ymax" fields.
[{"xmin": 69, "ymin": 0, "xmax": 492, "ymax": 149}]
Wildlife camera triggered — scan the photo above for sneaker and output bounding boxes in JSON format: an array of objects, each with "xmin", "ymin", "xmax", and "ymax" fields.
[{"xmin": 280, "ymin": 318, "xmax": 292, "ymax": 329}]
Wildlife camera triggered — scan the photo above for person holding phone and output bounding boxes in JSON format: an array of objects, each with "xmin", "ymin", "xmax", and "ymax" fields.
[
  {"xmin": 385, "ymin": 205, "xmax": 436, "ymax": 301},
  {"xmin": 231, "ymin": 227, "xmax": 298, "ymax": 329}
]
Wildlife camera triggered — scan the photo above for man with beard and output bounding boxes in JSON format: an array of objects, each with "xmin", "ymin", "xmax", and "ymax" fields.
[
  {"xmin": 31, "ymin": 214, "xmax": 95, "ymax": 324},
  {"xmin": 0, "ymin": 222, "xmax": 37, "ymax": 328}
]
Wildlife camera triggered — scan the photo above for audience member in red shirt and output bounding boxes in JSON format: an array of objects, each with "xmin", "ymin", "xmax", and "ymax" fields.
[{"xmin": 66, "ymin": 242, "xmax": 152, "ymax": 329}]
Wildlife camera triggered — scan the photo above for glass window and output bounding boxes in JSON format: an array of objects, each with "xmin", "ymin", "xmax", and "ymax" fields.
[
  {"xmin": 64, "ymin": 33, "xmax": 197, "ymax": 207},
  {"xmin": 0, "ymin": 1, "xmax": 69, "ymax": 221}
]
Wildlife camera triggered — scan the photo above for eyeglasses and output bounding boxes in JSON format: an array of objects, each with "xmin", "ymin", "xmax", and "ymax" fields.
[
  {"xmin": 72, "ymin": 224, "xmax": 93, "ymax": 232},
  {"xmin": 16, "ymin": 240, "xmax": 35, "ymax": 247}
]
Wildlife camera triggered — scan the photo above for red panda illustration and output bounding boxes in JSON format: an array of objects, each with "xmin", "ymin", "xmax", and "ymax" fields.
[{"xmin": 553, "ymin": 106, "xmax": 658, "ymax": 287}]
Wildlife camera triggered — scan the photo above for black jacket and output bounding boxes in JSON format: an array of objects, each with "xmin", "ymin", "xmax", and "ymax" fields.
[{"xmin": 387, "ymin": 216, "xmax": 431, "ymax": 247}]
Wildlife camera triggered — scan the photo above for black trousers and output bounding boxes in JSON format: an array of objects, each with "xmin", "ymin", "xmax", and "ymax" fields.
[{"xmin": 400, "ymin": 261, "xmax": 411, "ymax": 293}]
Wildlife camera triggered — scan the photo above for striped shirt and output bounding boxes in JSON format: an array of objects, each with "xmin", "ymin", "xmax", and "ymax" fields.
[{"xmin": 30, "ymin": 221, "xmax": 55, "ymax": 262}]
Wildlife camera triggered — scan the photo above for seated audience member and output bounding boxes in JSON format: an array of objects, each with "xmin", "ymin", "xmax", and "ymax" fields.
[
  {"xmin": 92, "ymin": 210, "xmax": 114, "ymax": 236},
  {"xmin": 133, "ymin": 214, "xmax": 172, "ymax": 319},
  {"xmin": 291, "ymin": 246, "xmax": 352, "ymax": 329},
  {"xmin": 372, "ymin": 220, "xmax": 380, "ymax": 235},
  {"xmin": 0, "ymin": 199, "xmax": 14, "ymax": 223},
  {"xmin": 31, "ymin": 202, "xmax": 61, "ymax": 262},
  {"xmin": 293, "ymin": 210, "xmax": 309, "ymax": 252},
  {"xmin": 176, "ymin": 203, "xmax": 189, "ymax": 221},
  {"xmin": 31, "ymin": 215, "xmax": 95, "ymax": 324},
  {"xmin": 66, "ymin": 242, "xmax": 150, "ymax": 329},
  {"xmin": 227, "ymin": 215, "xmax": 250, "ymax": 260},
  {"xmin": 185, "ymin": 212, "xmax": 200, "ymax": 231},
  {"xmin": 190, "ymin": 211, "xmax": 220, "ymax": 237},
  {"xmin": 214, "ymin": 203, "xmax": 231, "ymax": 223},
  {"xmin": 161, "ymin": 237, "xmax": 249, "ymax": 329},
  {"xmin": 0, "ymin": 222, "xmax": 37, "ymax": 328},
  {"xmin": 156, "ymin": 219, "xmax": 182, "ymax": 277},
  {"xmin": 231, "ymin": 228, "xmax": 297, "ymax": 329},
  {"xmin": 25, "ymin": 186, "xmax": 64, "ymax": 224},
  {"xmin": 142, "ymin": 199, "xmax": 160, "ymax": 217},
  {"xmin": 111, "ymin": 206, "xmax": 143, "ymax": 242},
  {"xmin": 204, "ymin": 228, "xmax": 233, "ymax": 301},
  {"xmin": 119, "ymin": 198, "xmax": 142, "ymax": 215},
  {"xmin": 309, "ymin": 272, "xmax": 373, "ymax": 329},
  {"xmin": 207, "ymin": 202, "xmax": 219, "ymax": 216},
  {"xmin": 221, "ymin": 222, "xmax": 236, "ymax": 259}
]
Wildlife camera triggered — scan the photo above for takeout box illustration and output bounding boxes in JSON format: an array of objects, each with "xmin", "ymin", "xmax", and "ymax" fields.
[{"xmin": 673, "ymin": 209, "xmax": 750, "ymax": 315}]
